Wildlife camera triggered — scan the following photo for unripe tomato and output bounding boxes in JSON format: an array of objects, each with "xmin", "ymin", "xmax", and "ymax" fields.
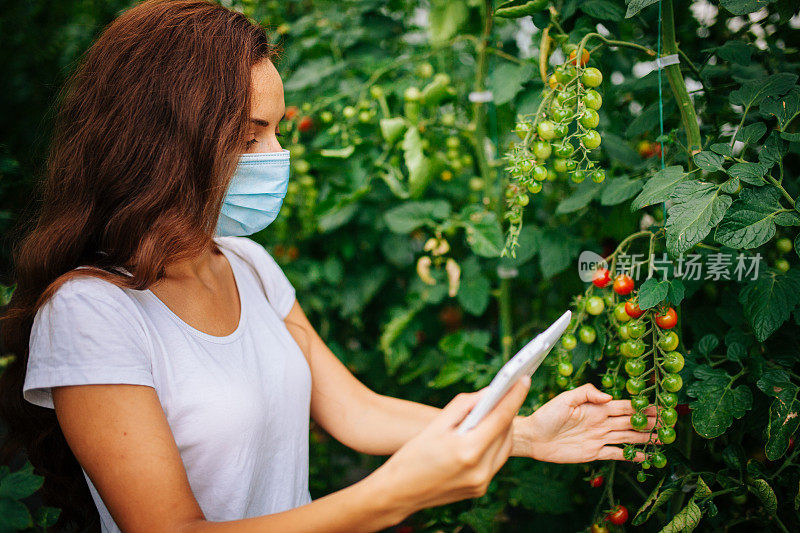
[
  {"xmin": 611, "ymin": 388, "xmax": 624, "ymax": 400},
  {"xmin": 776, "ymin": 259, "xmax": 790, "ymax": 272},
  {"xmin": 593, "ymin": 267, "xmax": 611, "ymax": 288},
  {"xmin": 627, "ymin": 321, "xmax": 646, "ymax": 339},
  {"xmin": 591, "ymin": 524, "xmax": 609, "ymax": 533},
  {"xmin": 555, "ymin": 65, "xmax": 576, "ymax": 84},
  {"xmin": 320, "ymin": 110, "xmax": 333, "ymax": 123},
  {"xmin": 624, "ymin": 339, "xmax": 645, "ymax": 358},
  {"xmin": 553, "ymin": 158, "xmax": 568, "ymax": 173},
  {"xmin": 626, "ymin": 377, "xmax": 646, "ymax": 395},
  {"xmin": 618, "ymin": 324, "xmax": 631, "ymax": 341},
  {"xmin": 562, "ymin": 334, "xmax": 578, "ymax": 350},
  {"xmin": 625, "ymin": 300, "xmax": 644, "ymax": 319},
  {"xmin": 533, "ymin": 141, "xmax": 552, "ymax": 160},
  {"xmin": 579, "ymin": 108, "xmax": 600, "ymax": 129},
  {"xmin": 630, "ymin": 412, "xmax": 648, "ymax": 430},
  {"xmin": 614, "ymin": 303, "xmax": 632, "ymax": 322},
  {"xmin": 519, "ymin": 159, "xmax": 534, "ymax": 174},
  {"xmin": 579, "ymin": 326, "xmax": 597, "ymax": 344},
  {"xmin": 658, "ymin": 331, "xmax": 680, "ymax": 351},
  {"xmin": 625, "ymin": 359, "xmax": 646, "ymax": 377},
  {"xmin": 655, "ymin": 307, "xmax": 677, "ymax": 329},
  {"xmin": 651, "ymin": 452, "xmax": 668, "ymax": 468},
  {"xmin": 582, "ymin": 130, "xmax": 602, "ymax": 150},
  {"xmin": 556, "ymin": 375, "xmax": 570, "ymax": 388},
  {"xmin": 662, "ymin": 373, "xmax": 683, "ymax": 392},
  {"xmin": 662, "ymin": 351, "xmax": 684, "ymax": 373},
  {"xmin": 343, "ymin": 105, "xmax": 357, "ymax": 119},
  {"xmin": 777, "ymin": 237, "xmax": 793, "ymax": 254},
  {"xmin": 569, "ymin": 48, "xmax": 590, "ymax": 67},
  {"xmin": 606, "ymin": 505, "xmax": 628, "ymax": 525},
  {"xmin": 558, "ymin": 361, "xmax": 574, "ymax": 376},
  {"xmin": 591, "ymin": 168, "xmax": 606, "ymax": 183},
  {"xmin": 556, "ymin": 89, "xmax": 577, "ymax": 106},
  {"xmin": 554, "ymin": 123, "xmax": 569, "ymax": 137},
  {"xmin": 369, "ymin": 85, "xmax": 384, "ymax": 99},
  {"xmin": 613, "ymin": 274, "xmax": 635, "ymax": 295},
  {"xmin": 583, "ymin": 89, "xmax": 603, "ymax": 110},
  {"xmin": 445, "ymin": 136, "xmax": 460, "ymax": 149},
  {"xmin": 528, "ymin": 181, "xmax": 543, "ymax": 194},
  {"xmin": 603, "ymin": 292, "xmax": 615, "ymax": 308},
  {"xmin": 571, "ymin": 170, "xmax": 586, "ymax": 183},
  {"xmin": 532, "ymin": 165, "xmax": 549, "ymax": 181},
  {"xmin": 440, "ymin": 170, "xmax": 453, "ymax": 181},
  {"xmin": 581, "ymin": 67, "xmax": 603, "ymax": 87},
  {"xmin": 601, "ymin": 374, "xmax": 614, "ymax": 389},
  {"xmin": 658, "ymin": 426, "xmax": 676, "ymax": 444},
  {"xmin": 641, "ymin": 460, "xmax": 651, "ymax": 469},
  {"xmin": 553, "ymin": 142, "xmax": 574, "ymax": 159},
  {"xmin": 630, "ymin": 395, "xmax": 649, "ymax": 411},
  {"xmin": 548, "ymin": 74, "xmax": 558, "ymax": 90},
  {"xmin": 660, "ymin": 392, "xmax": 678, "ymax": 408},
  {"xmin": 357, "ymin": 110, "xmax": 371, "ymax": 123},
  {"xmin": 586, "ymin": 296, "xmax": 605, "ymax": 315},
  {"xmin": 660, "ymin": 406, "xmax": 678, "ymax": 426},
  {"xmin": 537, "ymin": 120, "xmax": 557, "ymax": 140},
  {"xmin": 551, "ymin": 106, "xmax": 572, "ymax": 122},
  {"xmin": 589, "ymin": 475, "xmax": 604, "ymax": 488}
]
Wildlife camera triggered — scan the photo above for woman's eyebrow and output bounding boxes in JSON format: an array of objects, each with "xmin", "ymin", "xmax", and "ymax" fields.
[{"xmin": 250, "ymin": 118, "xmax": 269, "ymax": 127}]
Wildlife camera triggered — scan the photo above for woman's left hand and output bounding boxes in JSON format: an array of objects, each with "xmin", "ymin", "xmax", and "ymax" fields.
[{"xmin": 512, "ymin": 383, "xmax": 657, "ymax": 463}]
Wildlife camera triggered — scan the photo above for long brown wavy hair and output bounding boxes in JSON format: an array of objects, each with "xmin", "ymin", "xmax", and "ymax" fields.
[{"xmin": 0, "ymin": 1, "xmax": 277, "ymax": 529}]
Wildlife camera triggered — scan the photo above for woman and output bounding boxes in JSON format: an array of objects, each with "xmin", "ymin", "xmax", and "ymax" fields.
[{"xmin": 0, "ymin": 1, "xmax": 654, "ymax": 531}]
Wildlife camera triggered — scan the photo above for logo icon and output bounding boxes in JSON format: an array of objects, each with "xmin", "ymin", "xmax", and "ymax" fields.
[{"xmin": 578, "ymin": 250, "xmax": 608, "ymax": 282}]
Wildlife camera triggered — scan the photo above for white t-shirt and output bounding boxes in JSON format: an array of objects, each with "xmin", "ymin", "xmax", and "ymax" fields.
[{"xmin": 23, "ymin": 236, "xmax": 313, "ymax": 531}]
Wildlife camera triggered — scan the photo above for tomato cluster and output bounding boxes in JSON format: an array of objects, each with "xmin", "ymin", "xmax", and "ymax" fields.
[{"xmin": 504, "ymin": 42, "xmax": 606, "ymax": 229}]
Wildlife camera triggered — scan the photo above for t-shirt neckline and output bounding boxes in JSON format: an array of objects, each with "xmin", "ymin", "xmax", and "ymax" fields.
[{"xmin": 143, "ymin": 243, "xmax": 248, "ymax": 344}]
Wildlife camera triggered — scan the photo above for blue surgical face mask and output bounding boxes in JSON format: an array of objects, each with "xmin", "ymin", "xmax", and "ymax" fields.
[{"xmin": 215, "ymin": 149, "xmax": 291, "ymax": 237}]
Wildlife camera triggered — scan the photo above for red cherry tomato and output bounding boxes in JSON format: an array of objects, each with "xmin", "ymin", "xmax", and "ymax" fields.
[
  {"xmin": 589, "ymin": 475, "xmax": 604, "ymax": 488},
  {"xmin": 285, "ymin": 105, "xmax": 300, "ymax": 120},
  {"xmin": 613, "ymin": 274, "xmax": 635, "ymax": 295},
  {"xmin": 625, "ymin": 300, "xmax": 644, "ymax": 319},
  {"xmin": 592, "ymin": 267, "xmax": 611, "ymax": 288},
  {"xmin": 606, "ymin": 505, "xmax": 629, "ymax": 525},
  {"xmin": 655, "ymin": 307, "xmax": 678, "ymax": 329},
  {"xmin": 298, "ymin": 116, "xmax": 314, "ymax": 132}
]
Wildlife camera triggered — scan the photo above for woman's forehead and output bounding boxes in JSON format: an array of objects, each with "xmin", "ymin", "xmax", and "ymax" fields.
[{"xmin": 251, "ymin": 60, "xmax": 284, "ymax": 115}]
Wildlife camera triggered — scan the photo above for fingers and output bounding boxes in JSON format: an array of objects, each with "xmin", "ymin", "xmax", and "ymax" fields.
[
  {"xmin": 433, "ymin": 391, "xmax": 484, "ymax": 432},
  {"xmin": 606, "ymin": 414, "xmax": 658, "ymax": 432},
  {"xmin": 605, "ymin": 430, "xmax": 658, "ymax": 445},
  {"xmin": 470, "ymin": 376, "xmax": 531, "ymax": 445},
  {"xmin": 597, "ymin": 445, "xmax": 647, "ymax": 462},
  {"xmin": 566, "ymin": 383, "xmax": 612, "ymax": 407},
  {"xmin": 604, "ymin": 400, "xmax": 658, "ymax": 417}
]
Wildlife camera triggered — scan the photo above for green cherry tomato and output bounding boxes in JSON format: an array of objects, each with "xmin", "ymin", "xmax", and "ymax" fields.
[
  {"xmin": 614, "ymin": 303, "xmax": 632, "ymax": 322},
  {"xmin": 658, "ymin": 331, "xmax": 680, "ymax": 352},
  {"xmin": 582, "ymin": 130, "xmax": 602, "ymax": 150},
  {"xmin": 532, "ymin": 165, "xmax": 549, "ymax": 181},
  {"xmin": 651, "ymin": 452, "xmax": 668, "ymax": 468},
  {"xmin": 343, "ymin": 105, "xmax": 357, "ymax": 119},
  {"xmin": 618, "ymin": 324, "xmax": 631, "ymax": 342},
  {"xmin": 519, "ymin": 160, "xmax": 534, "ymax": 174},
  {"xmin": 658, "ymin": 426, "xmax": 676, "ymax": 444},
  {"xmin": 583, "ymin": 89, "xmax": 603, "ymax": 110},
  {"xmin": 623, "ymin": 446, "xmax": 637, "ymax": 460},
  {"xmin": 601, "ymin": 374, "xmax": 614, "ymax": 389},
  {"xmin": 581, "ymin": 67, "xmax": 603, "ymax": 87},
  {"xmin": 403, "ymin": 87, "xmax": 421, "ymax": 102},
  {"xmin": 636, "ymin": 470, "xmax": 647, "ymax": 482},
  {"xmin": 641, "ymin": 460, "xmax": 651, "ymax": 470},
  {"xmin": 591, "ymin": 168, "xmax": 606, "ymax": 183},
  {"xmin": 552, "ymin": 106, "xmax": 572, "ymax": 123},
  {"xmin": 625, "ymin": 359, "xmax": 646, "ymax": 377},
  {"xmin": 662, "ymin": 351, "xmax": 685, "ymax": 373},
  {"xmin": 627, "ymin": 321, "xmax": 647, "ymax": 339},
  {"xmin": 558, "ymin": 361, "xmax": 574, "ymax": 376},
  {"xmin": 777, "ymin": 237, "xmax": 793, "ymax": 254},
  {"xmin": 528, "ymin": 181, "xmax": 543, "ymax": 194},
  {"xmin": 586, "ymin": 296, "xmax": 605, "ymax": 315},
  {"xmin": 776, "ymin": 259, "xmax": 790, "ymax": 272},
  {"xmin": 537, "ymin": 120, "xmax": 556, "ymax": 141},
  {"xmin": 553, "ymin": 142, "xmax": 574, "ymax": 159},
  {"xmin": 624, "ymin": 339, "xmax": 646, "ymax": 358},
  {"xmin": 555, "ymin": 65, "xmax": 577, "ymax": 84},
  {"xmin": 556, "ymin": 89, "xmax": 577, "ymax": 106},
  {"xmin": 660, "ymin": 407, "xmax": 678, "ymax": 426},
  {"xmin": 611, "ymin": 388, "xmax": 624, "ymax": 400},
  {"xmin": 554, "ymin": 123, "xmax": 570, "ymax": 138},
  {"xmin": 571, "ymin": 170, "xmax": 586, "ymax": 183},
  {"xmin": 564, "ymin": 159, "xmax": 577, "ymax": 171},
  {"xmin": 579, "ymin": 326, "xmax": 597, "ymax": 344},
  {"xmin": 579, "ymin": 108, "xmax": 600, "ymax": 129},
  {"xmin": 533, "ymin": 141, "xmax": 552, "ymax": 160},
  {"xmin": 553, "ymin": 158, "xmax": 568, "ymax": 173},
  {"xmin": 603, "ymin": 292, "xmax": 615, "ymax": 308},
  {"xmin": 662, "ymin": 374, "xmax": 683, "ymax": 392},
  {"xmin": 556, "ymin": 375, "xmax": 570, "ymax": 388},
  {"xmin": 561, "ymin": 334, "xmax": 578, "ymax": 350},
  {"xmin": 660, "ymin": 392, "xmax": 678, "ymax": 408},
  {"xmin": 626, "ymin": 377, "xmax": 646, "ymax": 395},
  {"xmin": 631, "ymin": 395, "xmax": 650, "ymax": 411},
  {"xmin": 615, "ymin": 375, "xmax": 627, "ymax": 389}
]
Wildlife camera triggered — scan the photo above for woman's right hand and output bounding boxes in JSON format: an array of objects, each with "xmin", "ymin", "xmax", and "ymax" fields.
[{"xmin": 372, "ymin": 376, "xmax": 531, "ymax": 519}]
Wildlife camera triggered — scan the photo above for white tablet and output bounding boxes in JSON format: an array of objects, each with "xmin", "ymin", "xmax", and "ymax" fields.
[{"xmin": 456, "ymin": 310, "xmax": 572, "ymax": 434}]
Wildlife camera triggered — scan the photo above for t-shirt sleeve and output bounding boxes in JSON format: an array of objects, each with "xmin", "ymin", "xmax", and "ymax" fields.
[
  {"xmin": 23, "ymin": 278, "xmax": 155, "ymax": 410},
  {"xmin": 219, "ymin": 237, "xmax": 297, "ymax": 318}
]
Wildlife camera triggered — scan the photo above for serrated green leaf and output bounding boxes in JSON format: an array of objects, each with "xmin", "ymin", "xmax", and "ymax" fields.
[
  {"xmin": 633, "ymin": 477, "xmax": 673, "ymax": 526},
  {"xmin": 603, "ymin": 133, "xmax": 642, "ymax": 168},
  {"xmin": 537, "ymin": 230, "xmax": 582, "ymax": 279},
  {"xmin": 666, "ymin": 181, "xmax": 732, "ymax": 256},
  {"xmin": 626, "ymin": 100, "xmax": 675, "ymax": 138},
  {"xmin": 625, "ymin": 0, "xmax": 659, "ymax": 18},
  {"xmin": 716, "ymin": 40, "xmax": 754, "ymax": 65},
  {"xmin": 429, "ymin": 0, "xmax": 469, "ymax": 46},
  {"xmin": 756, "ymin": 369, "xmax": 800, "ymax": 460},
  {"xmin": 631, "ymin": 166, "xmax": 686, "ymax": 210},
  {"xmin": 687, "ymin": 366, "xmax": 753, "ymax": 438},
  {"xmin": 719, "ymin": 177, "xmax": 740, "ymax": 194},
  {"xmin": 736, "ymin": 122, "xmax": 767, "ymax": 144},
  {"xmin": 697, "ymin": 334, "xmax": 720, "ymax": 355},
  {"xmin": 759, "ymin": 131, "xmax": 789, "ymax": 168},
  {"xmin": 715, "ymin": 187, "xmax": 785, "ymax": 249},
  {"xmin": 556, "ymin": 180, "xmax": 604, "ymax": 214},
  {"xmin": 659, "ymin": 500, "xmax": 702, "ymax": 533},
  {"xmin": 761, "ymin": 86, "xmax": 800, "ymax": 132},
  {"xmin": 458, "ymin": 274, "xmax": 491, "ymax": 316},
  {"xmin": 748, "ymin": 479, "xmax": 778, "ymax": 514},
  {"xmin": 461, "ymin": 207, "xmax": 504, "ymax": 258},
  {"xmin": 638, "ymin": 278, "xmax": 669, "ymax": 309},
  {"xmin": 0, "ymin": 499, "xmax": 33, "ymax": 530},
  {"xmin": 667, "ymin": 279, "xmax": 685, "ymax": 306},
  {"xmin": 34, "ymin": 506, "xmax": 61, "ymax": 528},
  {"xmin": 0, "ymin": 463, "xmax": 43, "ymax": 500},
  {"xmin": 726, "ymin": 162, "xmax": 767, "ymax": 186},
  {"xmin": 710, "ymin": 143, "xmax": 733, "ymax": 156},
  {"xmin": 693, "ymin": 151, "xmax": 725, "ymax": 171},
  {"xmin": 695, "ymin": 476, "xmax": 713, "ymax": 498},
  {"xmin": 601, "ymin": 177, "xmax": 644, "ymax": 206},
  {"xmin": 580, "ymin": 0, "xmax": 625, "ymax": 20},
  {"xmin": 488, "ymin": 62, "xmax": 535, "ymax": 105},
  {"xmin": 384, "ymin": 200, "xmax": 451, "ymax": 233},
  {"xmin": 730, "ymin": 73, "xmax": 798, "ymax": 109},
  {"xmin": 739, "ymin": 269, "xmax": 800, "ymax": 341}
]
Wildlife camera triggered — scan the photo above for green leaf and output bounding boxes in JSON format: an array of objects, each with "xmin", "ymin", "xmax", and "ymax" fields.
[
  {"xmin": 380, "ymin": 302, "xmax": 425, "ymax": 374},
  {"xmin": 697, "ymin": 334, "xmax": 720, "ymax": 355},
  {"xmin": 715, "ymin": 187, "xmax": 786, "ymax": 249},
  {"xmin": 730, "ymin": 73, "xmax": 798, "ymax": 109},
  {"xmin": 710, "ymin": 143, "xmax": 733, "ymax": 156},
  {"xmin": 739, "ymin": 269, "xmax": 800, "ymax": 341},
  {"xmin": 759, "ymin": 131, "xmax": 789, "ymax": 168},
  {"xmin": 580, "ymin": 0, "xmax": 625, "ymax": 20},
  {"xmin": 694, "ymin": 476, "xmax": 713, "ymax": 498},
  {"xmin": 687, "ymin": 366, "xmax": 753, "ymax": 438},
  {"xmin": 34, "ymin": 506, "xmax": 61, "ymax": 528},
  {"xmin": 603, "ymin": 133, "xmax": 642, "ymax": 168},
  {"xmin": 748, "ymin": 479, "xmax": 778, "ymax": 514},
  {"xmin": 667, "ymin": 279, "xmax": 685, "ymax": 306},
  {"xmin": 488, "ymin": 62, "xmax": 535, "ymax": 105},
  {"xmin": 0, "ymin": 462, "xmax": 43, "ymax": 500},
  {"xmin": 726, "ymin": 162, "xmax": 767, "ymax": 186},
  {"xmin": 556, "ymin": 180, "xmax": 604, "ymax": 214},
  {"xmin": 626, "ymin": 100, "xmax": 675, "ymax": 138},
  {"xmin": 536, "ymin": 230, "xmax": 582, "ymax": 279},
  {"xmin": 457, "ymin": 503, "xmax": 503, "ymax": 533},
  {"xmin": 719, "ymin": 177, "xmax": 740, "ymax": 195},
  {"xmin": 429, "ymin": 0, "xmax": 469, "ymax": 46},
  {"xmin": 458, "ymin": 273, "xmax": 491, "ymax": 316},
  {"xmin": 716, "ymin": 40, "xmax": 754, "ymax": 65},
  {"xmin": 693, "ymin": 151, "xmax": 724, "ymax": 171},
  {"xmin": 625, "ymin": 0, "xmax": 659, "ymax": 18},
  {"xmin": 795, "ymin": 234, "xmax": 800, "ymax": 259},
  {"xmin": 631, "ymin": 166, "xmax": 686, "ymax": 210},
  {"xmin": 430, "ymin": 360, "xmax": 470, "ymax": 388},
  {"xmin": 600, "ymin": 177, "xmax": 643, "ymax": 206},
  {"xmin": 659, "ymin": 500, "xmax": 703, "ymax": 533},
  {"xmin": 720, "ymin": 0, "xmax": 776, "ymax": 15},
  {"xmin": 402, "ymin": 127, "xmax": 433, "ymax": 198},
  {"xmin": 666, "ymin": 181, "xmax": 732, "ymax": 256},
  {"xmin": 756, "ymin": 369, "xmax": 800, "ymax": 460},
  {"xmin": 284, "ymin": 57, "xmax": 344, "ymax": 92},
  {"xmin": 637, "ymin": 278, "xmax": 669, "ymax": 309},
  {"xmin": 508, "ymin": 465, "xmax": 573, "ymax": 513},
  {"xmin": 761, "ymin": 86, "xmax": 800, "ymax": 132},
  {"xmin": 461, "ymin": 206, "xmax": 504, "ymax": 258},
  {"xmin": 384, "ymin": 200, "xmax": 451, "ymax": 233},
  {"xmin": 633, "ymin": 477, "xmax": 677, "ymax": 526},
  {"xmin": 0, "ymin": 499, "xmax": 33, "ymax": 530},
  {"xmin": 736, "ymin": 122, "xmax": 767, "ymax": 144}
]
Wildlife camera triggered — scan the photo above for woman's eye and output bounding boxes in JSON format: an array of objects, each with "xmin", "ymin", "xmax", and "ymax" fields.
[
  {"xmin": 276, "ymin": 132, "xmax": 284, "ymax": 138},
  {"xmin": 245, "ymin": 138, "xmax": 258, "ymax": 147}
]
